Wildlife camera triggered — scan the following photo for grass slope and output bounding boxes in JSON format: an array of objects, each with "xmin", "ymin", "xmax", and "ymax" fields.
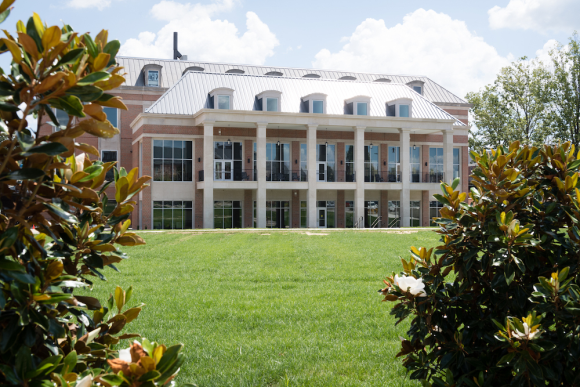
[{"xmin": 83, "ymin": 230, "xmax": 440, "ymax": 386}]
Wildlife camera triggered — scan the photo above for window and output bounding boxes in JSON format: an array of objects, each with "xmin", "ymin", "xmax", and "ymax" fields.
[
  {"xmin": 266, "ymin": 98, "xmax": 278, "ymax": 112},
  {"xmin": 388, "ymin": 146, "xmax": 401, "ymax": 182},
  {"xmin": 55, "ymin": 109, "xmax": 69, "ymax": 128},
  {"xmin": 387, "ymin": 201, "xmax": 400, "ymax": 228},
  {"xmin": 266, "ymin": 201, "xmax": 289, "ymax": 228},
  {"xmin": 364, "ymin": 145, "xmax": 379, "ymax": 182},
  {"xmin": 217, "ymin": 95, "xmax": 230, "ymax": 110},
  {"xmin": 357, "ymin": 102, "xmax": 368, "ymax": 116},
  {"xmin": 317, "ymin": 201, "xmax": 335, "ymax": 228},
  {"xmin": 104, "ymin": 107, "xmax": 117, "ymax": 127},
  {"xmin": 410, "ymin": 201, "xmax": 420, "ymax": 227},
  {"xmin": 148, "ymin": 70, "xmax": 159, "ymax": 87},
  {"xmin": 101, "ymin": 151, "xmax": 117, "ymax": 181},
  {"xmin": 345, "ymin": 201, "xmax": 354, "ymax": 228},
  {"xmin": 345, "ymin": 145, "xmax": 354, "ymax": 182},
  {"xmin": 153, "ymin": 140, "xmax": 193, "ymax": 182},
  {"xmin": 400, "ymin": 105, "xmax": 409, "ymax": 117},
  {"xmin": 103, "ymin": 200, "xmax": 116, "ymax": 216},
  {"xmin": 429, "ymin": 148, "xmax": 444, "ymax": 182},
  {"xmin": 413, "ymin": 86, "xmax": 422, "ymax": 94},
  {"xmin": 153, "ymin": 201, "xmax": 193, "ymax": 229},
  {"xmin": 266, "ymin": 143, "xmax": 290, "ymax": 181},
  {"xmin": 453, "ymin": 148, "xmax": 460, "ymax": 180},
  {"xmin": 430, "ymin": 201, "xmax": 444, "ymax": 226},
  {"xmin": 387, "ymin": 104, "xmax": 396, "ymax": 117},
  {"xmin": 253, "ymin": 142, "xmax": 257, "ymax": 181},
  {"xmin": 410, "ymin": 147, "xmax": 420, "ymax": 182},
  {"xmin": 300, "ymin": 144, "xmax": 307, "ymax": 181},
  {"xmin": 214, "ymin": 201, "xmax": 242, "ymax": 229},
  {"xmin": 316, "ymin": 144, "xmax": 335, "ymax": 182},
  {"xmin": 301, "ymin": 201, "xmax": 307, "ymax": 228},
  {"xmin": 365, "ymin": 201, "xmax": 379, "ymax": 228},
  {"xmin": 313, "ymin": 100, "xmax": 324, "ymax": 114},
  {"xmin": 214, "ymin": 141, "xmax": 243, "ymax": 181}
]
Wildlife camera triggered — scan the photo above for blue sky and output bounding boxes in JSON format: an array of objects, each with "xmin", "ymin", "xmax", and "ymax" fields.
[{"xmin": 4, "ymin": 0, "xmax": 579, "ymax": 98}]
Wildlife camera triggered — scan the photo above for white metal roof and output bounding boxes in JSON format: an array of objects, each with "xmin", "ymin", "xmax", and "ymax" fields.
[
  {"xmin": 117, "ymin": 56, "xmax": 468, "ymax": 105},
  {"xmin": 145, "ymin": 71, "xmax": 465, "ymax": 126}
]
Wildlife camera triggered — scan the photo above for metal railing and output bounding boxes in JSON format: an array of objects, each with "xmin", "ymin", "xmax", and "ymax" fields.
[
  {"xmin": 198, "ymin": 170, "xmax": 204, "ymax": 182},
  {"xmin": 354, "ymin": 216, "xmax": 364, "ymax": 229},
  {"xmin": 213, "ymin": 169, "xmax": 256, "ymax": 181},
  {"xmin": 420, "ymin": 172, "xmax": 445, "ymax": 183},
  {"xmin": 315, "ymin": 170, "xmax": 356, "ymax": 182},
  {"xmin": 371, "ymin": 216, "xmax": 382, "ymax": 228},
  {"xmin": 388, "ymin": 217, "xmax": 401, "ymax": 228},
  {"xmin": 365, "ymin": 172, "xmax": 401, "ymax": 183},
  {"xmin": 267, "ymin": 169, "xmax": 307, "ymax": 182},
  {"xmin": 335, "ymin": 170, "xmax": 356, "ymax": 182}
]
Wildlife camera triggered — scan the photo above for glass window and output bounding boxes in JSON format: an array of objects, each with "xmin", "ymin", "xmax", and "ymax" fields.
[
  {"xmin": 301, "ymin": 201, "xmax": 307, "ymax": 228},
  {"xmin": 313, "ymin": 100, "xmax": 323, "ymax": 114},
  {"xmin": 453, "ymin": 148, "xmax": 460, "ymax": 180},
  {"xmin": 388, "ymin": 201, "xmax": 400, "ymax": 228},
  {"xmin": 410, "ymin": 201, "xmax": 420, "ymax": 227},
  {"xmin": 357, "ymin": 102, "xmax": 368, "ymax": 116},
  {"xmin": 364, "ymin": 145, "xmax": 379, "ymax": 182},
  {"xmin": 430, "ymin": 201, "xmax": 444, "ymax": 226},
  {"xmin": 214, "ymin": 201, "xmax": 242, "ymax": 229},
  {"xmin": 104, "ymin": 200, "xmax": 116, "ymax": 216},
  {"xmin": 217, "ymin": 95, "xmax": 230, "ymax": 110},
  {"xmin": 101, "ymin": 151, "xmax": 117, "ymax": 181},
  {"xmin": 265, "ymin": 201, "xmax": 290, "ymax": 228},
  {"xmin": 148, "ymin": 70, "xmax": 159, "ymax": 87},
  {"xmin": 153, "ymin": 201, "xmax": 193, "ymax": 229},
  {"xmin": 253, "ymin": 142, "xmax": 257, "ymax": 182},
  {"xmin": 153, "ymin": 140, "xmax": 193, "ymax": 182},
  {"xmin": 345, "ymin": 145, "xmax": 354, "ymax": 182},
  {"xmin": 104, "ymin": 107, "xmax": 117, "ymax": 128},
  {"xmin": 400, "ymin": 105, "xmax": 409, "ymax": 117},
  {"xmin": 55, "ymin": 109, "xmax": 69, "ymax": 128},
  {"xmin": 327, "ymin": 201, "xmax": 335, "ymax": 228},
  {"xmin": 266, "ymin": 98, "xmax": 278, "ymax": 112},
  {"xmin": 429, "ymin": 147, "xmax": 444, "ymax": 182},
  {"xmin": 413, "ymin": 86, "xmax": 422, "ymax": 94},
  {"xmin": 388, "ymin": 146, "xmax": 401, "ymax": 182},
  {"xmin": 410, "ymin": 146, "xmax": 420, "ymax": 183},
  {"xmin": 300, "ymin": 144, "xmax": 307, "ymax": 181},
  {"xmin": 266, "ymin": 143, "xmax": 290, "ymax": 181},
  {"xmin": 213, "ymin": 141, "xmax": 243, "ymax": 181},
  {"xmin": 345, "ymin": 201, "xmax": 354, "ymax": 228},
  {"xmin": 365, "ymin": 201, "xmax": 379, "ymax": 228}
]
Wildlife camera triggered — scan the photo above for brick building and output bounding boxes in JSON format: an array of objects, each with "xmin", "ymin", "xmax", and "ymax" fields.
[{"xmin": 41, "ymin": 56, "xmax": 471, "ymax": 229}]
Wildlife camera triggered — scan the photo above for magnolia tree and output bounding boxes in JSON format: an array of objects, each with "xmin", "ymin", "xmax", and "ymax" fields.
[
  {"xmin": 0, "ymin": 1, "xmax": 191, "ymax": 386},
  {"xmin": 381, "ymin": 141, "xmax": 580, "ymax": 386}
]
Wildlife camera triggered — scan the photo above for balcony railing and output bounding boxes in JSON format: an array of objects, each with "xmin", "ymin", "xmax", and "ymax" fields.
[
  {"xmin": 366, "ymin": 172, "xmax": 400, "ymax": 182},
  {"xmin": 267, "ymin": 169, "xmax": 307, "ymax": 182},
  {"xmin": 335, "ymin": 170, "xmax": 356, "ymax": 182},
  {"xmin": 214, "ymin": 169, "xmax": 256, "ymax": 181},
  {"xmin": 198, "ymin": 170, "xmax": 204, "ymax": 182},
  {"xmin": 417, "ymin": 172, "xmax": 445, "ymax": 183}
]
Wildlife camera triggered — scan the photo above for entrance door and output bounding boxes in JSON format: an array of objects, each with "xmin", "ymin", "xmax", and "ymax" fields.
[
  {"xmin": 318, "ymin": 208, "xmax": 327, "ymax": 228},
  {"xmin": 317, "ymin": 162, "xmax": 326, "ymax": 182},
  {"xmin": 214, "ymin": 160, "xmax": 232, "ymax": 180}
]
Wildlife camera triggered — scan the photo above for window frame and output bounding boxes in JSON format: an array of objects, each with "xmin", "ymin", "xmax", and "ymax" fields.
[
  {"xmin": 152, "ymin": 140, "xmax": 193, "ymax": 182},
  {"xmin": 153, "ymin": 200, "xmax": 193, "ymax": 230},
  {"xmin": 103, "ymin": 107, "xmax": 118, "ymax": 128},
  {"xmin": 257, "ymin": 90, "xmax": 282, "ymax": 112},
  {"xmin": 214, "ymin": 200, "xmax": 242, "ymax": 229},
  {"xmin": 453, "ymin": 148, "xmax": 460, "ymax": 180},
  {"xmin": 101, "ymin": 150, "xmax": 117, "ymax": 181},
  {"xmin": 345, "ymin": 95, "xmax": 371, "ymax": 116},
  {"xmin": 217, "ymin": 95, "xmax": 231, "ymax": 110},
  {"xmin": 302, "ymin": 93, "xmax": 327, "ymax": 114},
  {"xmin": 410, "ymin": 200, "xmax": 421, "ymax": 227},
  {"xmin": 147, "ymin": 70, "xmax": 159, "ymax": 87}
]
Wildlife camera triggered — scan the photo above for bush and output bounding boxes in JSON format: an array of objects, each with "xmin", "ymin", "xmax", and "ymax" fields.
[
  {"xmin": 0, "ymin": 2, "xmax": 190, "ymax": 386},
  {"xmin": 380, "ymin": 141, "xmax": 580, "ymax": 386}
]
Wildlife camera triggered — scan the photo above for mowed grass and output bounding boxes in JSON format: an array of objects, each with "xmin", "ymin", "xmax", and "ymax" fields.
[{"xmin": 81, "ymin": 230, "xmax": 440, "ymax": 386}]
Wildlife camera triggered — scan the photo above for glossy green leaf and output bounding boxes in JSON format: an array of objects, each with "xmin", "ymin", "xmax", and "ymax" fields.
[
  {"xmin": 1, "ymin": 168, "xmax": 45, "ymax": 181},
  {"xmin": 22, "ymin": 142, "xmax": 68, "ymax": 156}
]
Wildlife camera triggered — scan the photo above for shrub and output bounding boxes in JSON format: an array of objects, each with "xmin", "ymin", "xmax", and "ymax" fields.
[
  {"xmin": 0, "ymin": 2, "xmax": 190, "ymax": 386},
  {"xmin": 380, "ymin": 141, "xmax": 580, "ymax": 386}
]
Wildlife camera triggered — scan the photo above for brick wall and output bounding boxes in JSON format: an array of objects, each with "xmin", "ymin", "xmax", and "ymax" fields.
[
  {"xmin": 380, "ymin": 143, "xmax": 388, "ymax": 169},
  {"xmin": 194, "ymin": 138, "xmax": 204, "ymax": 229},
  {"xmin": 336, "ymin": 190, "xmax": 345, "ymax": 228},
  {"xmin": 292, "ymin": 141, "xmax": 300, "ymax": 175},
  {"xmin": 131, "ymin": 141, "xmax": 139, "ymax": 228},
  {"xmin": 422, "ymin": 145, "xmax": 429, "ymax": 176},
  {"xmin": 141, "ymin": 137, "xmax": 152, "ymax": 229},
  {"xmin": 337, "ymin": 142, "xmax": 345, "ymax": 176}
]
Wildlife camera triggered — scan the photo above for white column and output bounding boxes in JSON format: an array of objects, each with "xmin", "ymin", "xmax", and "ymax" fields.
[
  {"xmin": 443, "ymin": 128, "xmax": 454, "ymax": 185},
  {"xmin": 203, "ymin": 122, "xmax": 214, "ymax": 229},
  {"xmin": 400, "ymin": 129, "xmax": 411, "ymax": 227},
  {"xmin": 307, "ymin": 124, "xmax": 318, "ymax": 228},
  {"xmin": 256, "ymin": 123, "xmax": 268, "ymax": 228},
  {"xmin": 354, "ymin": 126, "xmax": 365, "ymax": 227}
]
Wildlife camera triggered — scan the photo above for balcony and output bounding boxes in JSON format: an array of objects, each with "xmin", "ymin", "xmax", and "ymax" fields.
[
  {"xmin": 267, "ymin": 169, "xmax": 307, "ymax": 182},
  {"xmin": 365, "ymin": 172, "xmax": 400, "ymax": 182},
  {"xmin": 315, "ymin": 170, "xmax": 355, "ymax": 183},
  {"xmin": 412, "ymin": 172, "xmax": 445, "ymax": 183}
]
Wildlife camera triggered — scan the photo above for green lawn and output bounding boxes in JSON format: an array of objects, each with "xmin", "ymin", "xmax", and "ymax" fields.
[{"xmin": 82, "ymin": 230, "xmax": 440, "ymax": 386}]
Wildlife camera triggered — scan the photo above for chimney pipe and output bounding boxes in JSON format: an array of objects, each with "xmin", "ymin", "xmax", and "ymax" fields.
[{"xmin": 173, "ymin": 32, "xmax": 182, "ymax": 60}]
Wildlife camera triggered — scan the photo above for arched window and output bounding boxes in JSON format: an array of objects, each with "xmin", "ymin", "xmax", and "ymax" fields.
[
  {"xmin": 374, "ymin": 78, "xmax": 391, "ymax": 83},
  {"xmin": 265, "ymin": 71, "xmax": 283, "ymax": 76},
  {"xmin": 182, "ymin": 66, "xmax": 204, "ymax": 75},
  {"xmin": 338, "ymin": 76, "xmax": 356, "ymax": 81},
  {"xmin": 225, "ymin": 69, "xmax": 245, "ymax": 74},
  {"xmin": 302, "ymin": 74, "xmax": 321, "ymax": 79}
]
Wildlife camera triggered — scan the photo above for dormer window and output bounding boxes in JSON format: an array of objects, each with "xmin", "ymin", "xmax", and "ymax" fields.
[
  {"xmin": 257, "ymin": 90, "xmax": 282, "ymax": 113},
  {"xmin": 148, "ymin": 70, "xmax": 159, "ymax": 87},
  {"xmin": 345, "ymin": 96, "xmax": 371, "ymax": 116},
  {"xmin": 406, "ymin": 80, "xmax": 425, "ymax": 95},
  {"xmin": 301, "ymin": 93, "xmax": 327, "ymax": 114},
  {"xmin": 400, "ymin": 104, "xmax": 409, "ymax": 117},
  {"xmin": 386, "ymin": 98, "xmax": 413, "ymax": 118},
  {"xmin": 412, "ymin": 86, "xmax": 422, "ymax": 94},
  {"xmin": 209, "ymin": 87, "xmax": 234, "ymax": 110}
]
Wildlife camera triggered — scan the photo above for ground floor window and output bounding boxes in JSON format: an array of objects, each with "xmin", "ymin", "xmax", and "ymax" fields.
[
  {"xmin": 267, "ymin": 201, "xmax": 290, "ymax": 228},
  {"xmin": 317, "ymin": 201, "xmax": 335, "ymax": 228},
  {"xmin": 387, "ymin": 201, "xmax": 400, "ymax": 228},
  {"xmin": 214, "ymin": 201, "xmax": 242, "ymax": 229},
  {"xmin": 104, "ymin": 200, "xmax": 116, "ymax": 216},
  {"xmin": 345, "ymin": 201, "xmax": 354, "ymax": 228},
  {"xmin": 153, "ymin": 201, "xmax": 193, "ymax": 229},
  {"xmin": 410, "ymin": 201, "xmax": 421, "ymax": 227},
  {"xmin": 301, "ymin": 201, "xmax": 307, "ymax": 228},
  {"xmin": 430, "ymin": 201, "xmax": 444, "ymax": 226},
  {"xmin": 363, "ymin": 201, "xmax": 379, "ymax": 228}
]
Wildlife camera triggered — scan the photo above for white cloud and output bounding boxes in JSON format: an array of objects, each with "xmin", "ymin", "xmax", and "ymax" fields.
[
  {"xmin": 488, "ymin": 0, "xmax": 580, "ymax": 33},
  {"xmin": 66, "ymin": 0, "xmax": 112, "ymax": 11},
  {"xmin": 313, "ymin": 9, "xmax": 514, "ymax": 99},
  {"xmin": 119, "ymin": 0, "xmax": 279, "ymax": 65}
]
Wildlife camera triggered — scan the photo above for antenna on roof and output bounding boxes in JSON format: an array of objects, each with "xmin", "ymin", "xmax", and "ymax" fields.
[{"xmin": 173, "ymin": 32, "xmax": 183, "ymax": 60}]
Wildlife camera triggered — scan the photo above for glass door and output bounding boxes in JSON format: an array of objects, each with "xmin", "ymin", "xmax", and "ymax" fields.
[
  {"xmin": 318, "ymin": 208, "xmax": 327, "ymax": 228},
  {"xmin": 317, "ymin": 162, "xmax": 326, "ymax": 182},
  {"xmin": 214, "ymin": 160, "xmax": 232, "ymax": 180}
]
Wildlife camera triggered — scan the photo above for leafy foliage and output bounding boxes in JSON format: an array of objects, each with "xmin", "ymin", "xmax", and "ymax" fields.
[
  {"xmin": 0, "ymin": 2, "xmax": 191, "ymax": 386},
  {"xmin": 381, "ymin": 141, "xmax": 580, "ymax": 386}
]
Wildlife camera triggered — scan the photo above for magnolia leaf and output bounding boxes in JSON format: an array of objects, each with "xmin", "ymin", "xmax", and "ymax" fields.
[
  {"xmin": 49, "ymin": 95, "xmax": 85, "ymax": 117},
  {"xmin": 2, "ymin": 168, "xmax": 45, "ymax": 181},
  {"xmin": 77, "ymin": 71, "xmax": 110, "ymax": 86},
  {"xmin": 41, "ymin": 25, "xmax": 61, "ymax": 50},
  {"xmin": 22, "ymin": 142, "xmax": 68, "ymax": 156},
  {"xmin": 56, "ymin": 48, "xmax": 84, "ymax": 67},
  {"xmin": 114, "ymin": 285, "xmax": 125, "ymax": 313},
  {"xmin": 66, "ymin": 85, "xmax": 103, "ymax": 102},
  {"xmin": 77, "ymin": 118, "xmax": 119, "ymax": 138}
]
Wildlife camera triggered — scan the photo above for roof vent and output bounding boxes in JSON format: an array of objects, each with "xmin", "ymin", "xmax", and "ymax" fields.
[
  {"xmin": 339, "ymin": 76, "xmax": 356, "ymax": 81},
  {"xmin": 265, "ymin": 71, "xmax": 283, "ymax": 76},
  {"xmin": 182, "ymin": 66, "xmax": 204, "ymax": 75},
  {"xmin": 374, "ymin": 78, "xmax": 391, "ymax": 83},
  {"xmin": 303, "ymin": 74, "xmax": 321, "ymax": 79},
  {"xmin": 226, "ymin": 69, "xmax": 245, "ymax": 74}
]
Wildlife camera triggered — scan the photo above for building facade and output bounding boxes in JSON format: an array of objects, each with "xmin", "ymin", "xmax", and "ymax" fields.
[{"xmin": 40, "ymin": 57, "xmax": 471, "ymax": 229}]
